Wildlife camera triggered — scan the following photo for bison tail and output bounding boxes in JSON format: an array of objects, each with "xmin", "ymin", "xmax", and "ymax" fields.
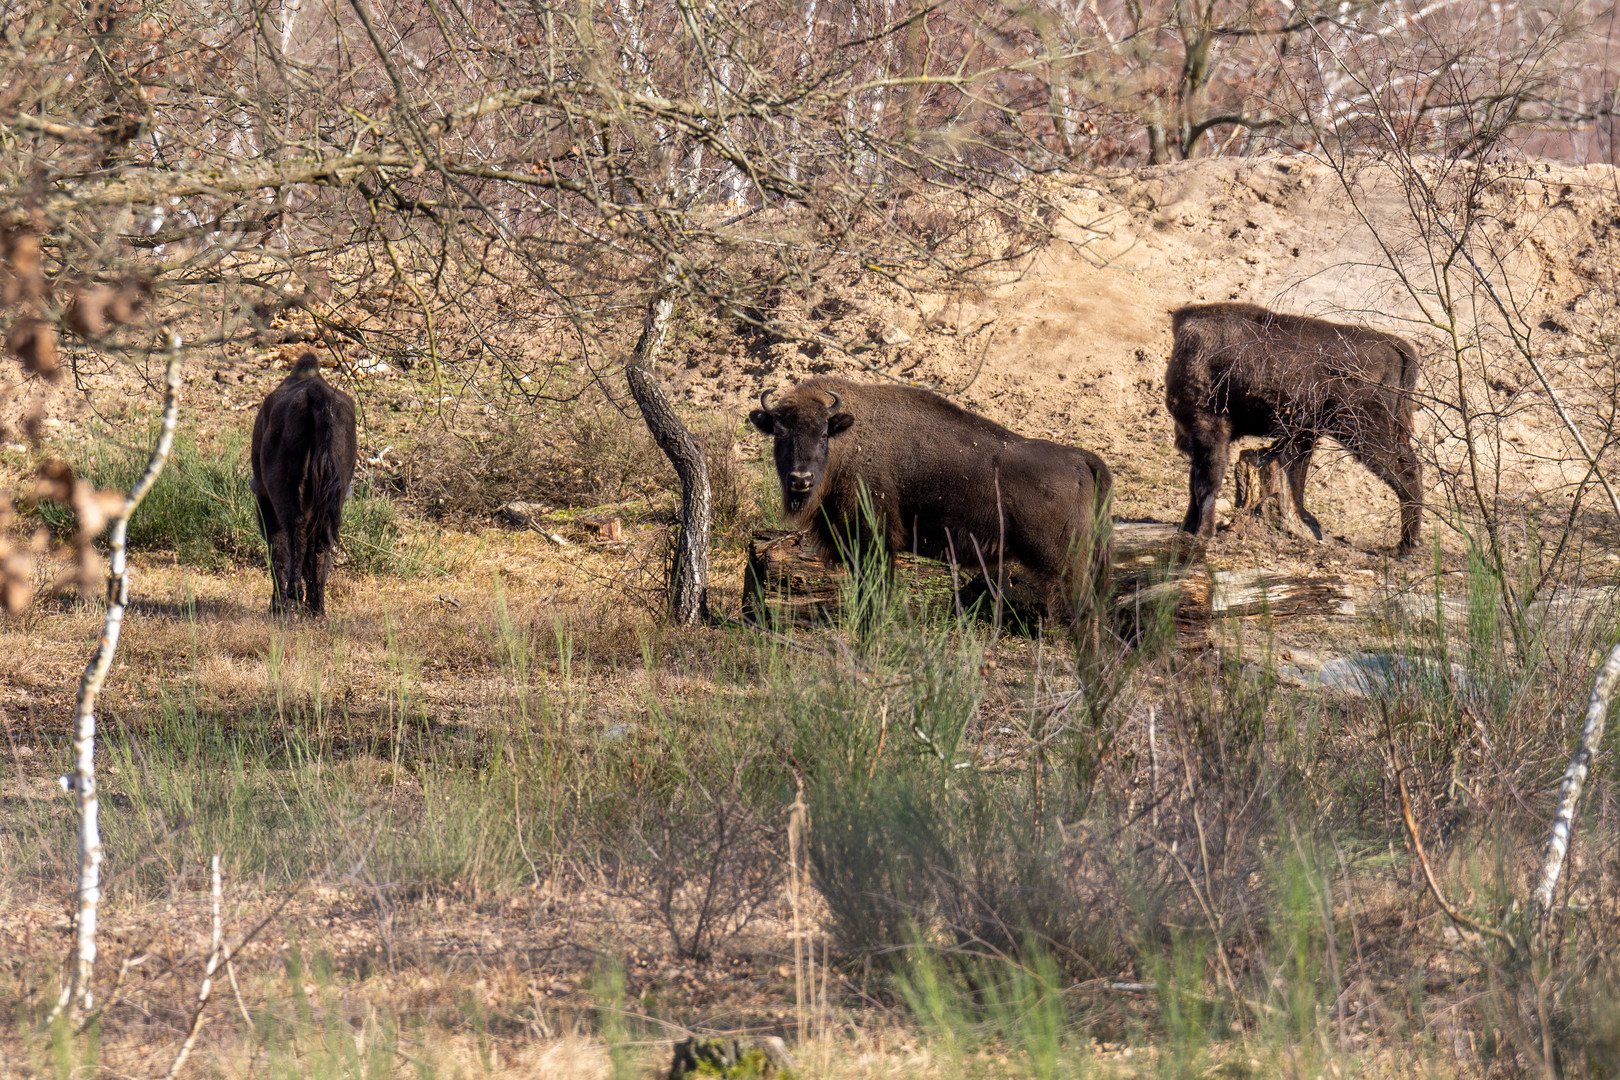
[
  {"xmin": 304, "ymin": 399, "xmax": 352, "ymax": 547},
  {"xmin": 1396, "ymin": 337, "xmax": 1421, "ymax": 394}
]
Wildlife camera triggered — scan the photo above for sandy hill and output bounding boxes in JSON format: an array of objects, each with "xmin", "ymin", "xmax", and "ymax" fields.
[{"xmin": 689, "ymin": 154, "xmax": 1618, "ymax": 563}]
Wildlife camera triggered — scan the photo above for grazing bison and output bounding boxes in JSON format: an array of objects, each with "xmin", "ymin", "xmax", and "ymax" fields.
[
  {"xmin": 1165, "ymin": 302, "xmax": 1423, "ymax": 554},
  {"xmin": 748, "ymin": 377, "xmax": 1113, "ymax": 624},
  {"xmin": 250, "ymin": 352, "xmax": 358, "ymax": 615}
]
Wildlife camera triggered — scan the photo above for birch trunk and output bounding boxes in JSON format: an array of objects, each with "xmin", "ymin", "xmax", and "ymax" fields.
[
  {"xmin": 1534, "ymin": 637, "xmax": 1620, "ymax": 916},
  {"xmin": 52, "ymin": 335, "xmax": 184, "ymax": 1021}
]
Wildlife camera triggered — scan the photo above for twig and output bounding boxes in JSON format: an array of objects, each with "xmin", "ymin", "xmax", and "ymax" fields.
[
  {"xmin": 787, "ymin": 786, "xmax": 808, "ymax": 1053},
  {"xmin": 163, "ymin": 854, "xmax": 225, "ymax": 1080},
  {"xmin": 75, "ymin": 949, "xmax": 151, "ymax": 1036},
  {"xmin": 1148, "ymin": 705, "xmax": 1160, "ymax": 830},
  {"xmin": 225, "ymin": 954, "xmax": 254, "ymax": 1033},
  {"xmin": 868, "ymin": 702, "xmax": 888, "ymax": 780},
  {"xmin": 1385, "ymin": 708, "xmax": 1520, "ymax": 951}
]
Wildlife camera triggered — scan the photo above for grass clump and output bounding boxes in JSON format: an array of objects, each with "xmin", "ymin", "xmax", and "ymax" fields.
[{"xmin": 34, "ymin": 426, "xmax": 262, "ymax": 566}]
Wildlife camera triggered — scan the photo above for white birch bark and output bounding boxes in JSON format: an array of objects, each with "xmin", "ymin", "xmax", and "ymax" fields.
[
  {"xmin": 162, "ymin": 854, "xmax": 223, "ymax": 1080},
  {"xmin": 1534, "ymin": 637, "xmax": 1620, "ymax": 916},
  {"xmin": 279, "ymin": 0, "xmax": 303, "ymax": 57},
  {"xmin": 788, "ymin": 0, "xmax": 820, "ymax": 183},
  {"xmin": 50, "ymin": 335, "xmax": 184, "ymax": 1021}
]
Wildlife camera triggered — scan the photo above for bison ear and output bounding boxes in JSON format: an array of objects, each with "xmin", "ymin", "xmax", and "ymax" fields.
[
  {"xmin": 828, "ymin": 412, "xmax": 855, "ymax": 437},
  {"xmin": 748, "ymin": 409, "xmax": 775, "ymax": 435}
]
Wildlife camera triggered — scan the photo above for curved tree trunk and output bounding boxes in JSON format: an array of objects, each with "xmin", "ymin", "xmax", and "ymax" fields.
[{"xmin": 625, "ymin": 282, "xmax": 712, "ymax": 624}]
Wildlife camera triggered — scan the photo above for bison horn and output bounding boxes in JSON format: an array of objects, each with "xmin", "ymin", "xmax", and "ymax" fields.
[
  {"xmin": 825, "ymin": 389, "xmax": 842, "ymax": 413},
  {"xmin": 758, "ymin": 389, "xmax": 774, "ymax": 412}
]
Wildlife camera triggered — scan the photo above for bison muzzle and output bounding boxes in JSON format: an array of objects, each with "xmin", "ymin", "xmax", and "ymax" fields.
[
  {"xmin": 749, "ymin": 377, "xmax": 1113, "ymax": 625},
  {"xmin": 1165, "ymin": 302, "xmax": 1422, "ymax": 554},
  {"xmin": 250, "ymin": 351, "xmax": 359, "ymax": 615}
]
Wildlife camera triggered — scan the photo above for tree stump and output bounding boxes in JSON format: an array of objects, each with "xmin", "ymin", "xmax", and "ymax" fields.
[
  {"xmin": 740, "ymin": 530, "xmax": 1045, "ymax": 627},
  {"xmin": 1232, "ymin": 444, "xmax": 1322, "ymax": 542}
]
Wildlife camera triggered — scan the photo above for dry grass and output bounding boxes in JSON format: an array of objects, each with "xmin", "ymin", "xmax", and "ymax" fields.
[
  {"xmin": 4, "ymin": 345, "xmax": 1619, "ymax": 1079},
  {"xmin": 1, "ymin": 515, "xmax": 1605, "ymax": 1078}
]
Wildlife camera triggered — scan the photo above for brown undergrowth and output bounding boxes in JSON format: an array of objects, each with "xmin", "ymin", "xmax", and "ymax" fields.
[{"xmin": 3, "ymin": 491, "xmax": 1619, "ymax": 1078}]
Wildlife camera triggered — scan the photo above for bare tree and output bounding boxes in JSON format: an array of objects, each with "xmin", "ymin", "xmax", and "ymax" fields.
[
  {"xmin": 2, "ymin": 0, "xmax": 1106, "ymax": 623},
  {"xmin": 46, "ymin": 336, "xmax": 182, "ymax": 1022},
  {"xmin": 1292, "ymin": 8, "xmax": 1620, "ymax": 603},
  {"xmin": 1011, "ymin": 0, "xmax": 1613, "ymax": 165}
]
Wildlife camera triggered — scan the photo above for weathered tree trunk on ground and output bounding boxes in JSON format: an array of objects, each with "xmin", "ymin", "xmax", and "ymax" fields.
[
  {"xmin": 742, "ymin": 522, "xmax": 1357, "ymax": 627},
  {"xmin": 624, "ymin": 282, "xmax": 711, "ymax": 625}
]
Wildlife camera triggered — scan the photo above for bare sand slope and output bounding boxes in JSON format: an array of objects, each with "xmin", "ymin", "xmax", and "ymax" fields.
[{"xmin": 698, "ymin": 155, "xmax": 1619, "ymax": 560}]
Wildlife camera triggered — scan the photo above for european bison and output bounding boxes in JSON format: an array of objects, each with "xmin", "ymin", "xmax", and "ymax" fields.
[
  {"xmin": 250, "ymin": 352, "xmax": 358, "ymax": 615},
  {"xmin": 1165, "ymin": 302, "xmax": 1422, "ymax": 554},
  {"xmin": 748, "ymin": 377, "xmax": 1113, "ymax": 624}
]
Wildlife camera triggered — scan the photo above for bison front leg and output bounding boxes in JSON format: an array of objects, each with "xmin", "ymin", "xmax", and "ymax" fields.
[
  {"xmin": 1181, "ymin": 429, "xmax": 1230, "ymax": 539},
  {"xmin": 1381, "ymin": 447, "xmax": 1424, "ymax": 555}
]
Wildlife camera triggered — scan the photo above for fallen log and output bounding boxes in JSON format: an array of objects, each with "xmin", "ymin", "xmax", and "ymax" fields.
[{"xmin": 742, "ymin": 524, "xmax": 1357, "ymax": 627}]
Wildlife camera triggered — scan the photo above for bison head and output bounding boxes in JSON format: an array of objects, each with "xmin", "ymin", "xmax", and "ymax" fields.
[{"xmin": 749, "ymin": 387, "xmax": 854, "ymax": 519}]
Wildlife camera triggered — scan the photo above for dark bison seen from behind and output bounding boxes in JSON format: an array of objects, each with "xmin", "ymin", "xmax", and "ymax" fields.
[
  {"xmin": 250, "ymin": 352, "xmax": 358, "ymax": 615},
  {"xmin": 1165, "ymin": 302, "xmax": 1422, "ymax": 554},
  {"xmin": 748, "ymin": 377, "xmax": 1113, "ymax": 624}
]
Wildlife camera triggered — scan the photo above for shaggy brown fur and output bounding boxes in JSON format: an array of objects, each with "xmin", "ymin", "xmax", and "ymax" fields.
[
  {"xmin": 250, "ymin": 352, "xmax": 358, "ymax": 615},
  {"xmin": 749, "ymin": 377, "xmax": 1113, "ymax": 623},
  {"xmin": 1165, "ymin": 302, "xmax": 1422, "ymax": 554}
]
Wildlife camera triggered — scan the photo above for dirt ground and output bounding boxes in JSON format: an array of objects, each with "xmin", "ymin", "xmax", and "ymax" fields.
[{"xmin": 2, "ymin": 153, "xmax": 1618, "ymax": 1076}]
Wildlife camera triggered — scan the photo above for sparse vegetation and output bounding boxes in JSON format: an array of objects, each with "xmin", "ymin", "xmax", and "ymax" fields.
[
  {"xmin": 7, "ymin": 497, "xmax": 1620, "ymax": 1075},
  {"xmin": 3, "ymin": 0, "xmax": 1620, "ymax": 1072}
]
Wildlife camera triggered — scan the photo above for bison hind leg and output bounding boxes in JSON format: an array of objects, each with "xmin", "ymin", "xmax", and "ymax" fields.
[
  {"xmin": 301, "ymin": 534, "xmax": 332, "ymax": 617},
  {"xmin": 1343, "ymin": 432, "xmax": 1424, "ymax": 555},
  {"xmin": 261, "ymin": 490, "xmax": 305, "ymax": 614}
]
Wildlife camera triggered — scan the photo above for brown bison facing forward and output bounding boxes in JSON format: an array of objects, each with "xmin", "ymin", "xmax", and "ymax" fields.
[
  {"xmin": 1165, "ymin": 302, "xmax": 1422, "ymax": 554},
  {"xmin": 749, "ymin": 378, "xmax": 1113, "ymax": 623},
  {"xmin": 250, "ymin": 352, "xmax": 358, "ymax": 615}
]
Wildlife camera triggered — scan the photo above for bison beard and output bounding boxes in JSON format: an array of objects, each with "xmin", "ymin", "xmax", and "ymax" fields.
[
  {"xmin": 250, "ymin": 352, "xmax": 359, "ymax": 615},
  {"xmin": 1165, "ymin": 302, "xmax": 1423, "ymax": 555},
  {"xmin": 748, "ymin": 377, "xmax": 1113, "ymax": 627}
]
